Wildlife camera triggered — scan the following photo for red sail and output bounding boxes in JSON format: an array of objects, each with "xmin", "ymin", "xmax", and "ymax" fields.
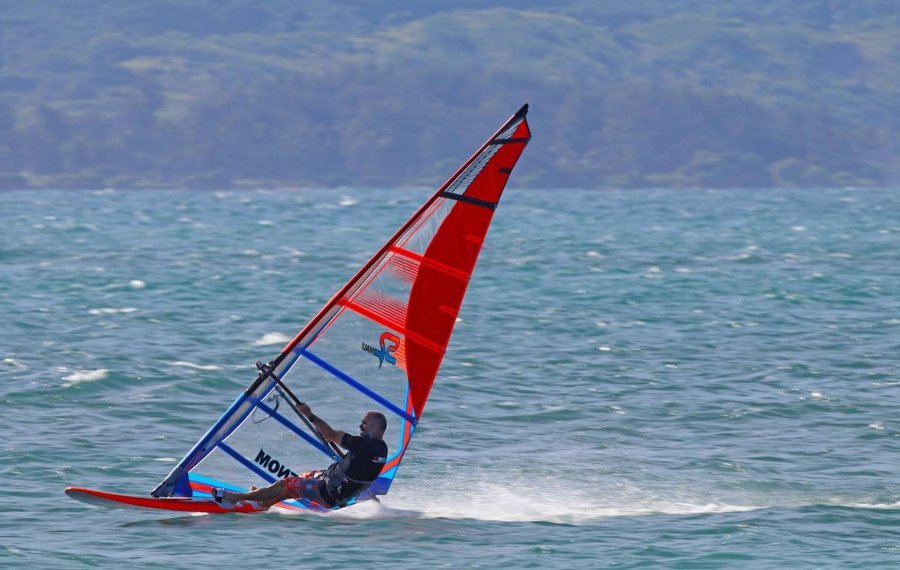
[
  {"xmin": 276, "ymin": 104, "xmax": 531, "ymax": 420},
  {"xmin": 403, "ymin": 112, "xmax": 531, "ymax": 415},
  {"xmin": 152, "ymin": 106, "xmax": 531, "ymax": 504}
]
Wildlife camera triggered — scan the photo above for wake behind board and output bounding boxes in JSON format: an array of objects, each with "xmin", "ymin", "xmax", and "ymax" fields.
[{"xmin": 64, "ymin": 487, "xmax": 287, "ymax": 514}]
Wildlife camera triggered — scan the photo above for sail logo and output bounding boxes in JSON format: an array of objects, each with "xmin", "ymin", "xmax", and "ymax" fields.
[
  {"xmin": 362, "ymin": 332, "xmax": 400, "ymax": 368},
  {"xmin": 255, "ymin": 448, "xmax": 298, "ymax": 478}
]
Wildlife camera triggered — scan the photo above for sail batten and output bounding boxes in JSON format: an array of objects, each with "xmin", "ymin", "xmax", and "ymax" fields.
[
  {"xmin": 389, "ymin": 246, "xmax": 469, "ymax": 281},
  {"xmin": 440, "ymin": 191, "xmax": 497, "ymax": 210},
  {"xmin": 299, "ymin": 349, "xmax": 417, "ymax": 425},
  {"xmin": 152, "ymin": 105, "xmax": 531, "ymax": 508},
  {"xmin": 217, "ymin": 442, "xmax": 278, "ymax": 483},
  {"xmin": 338, "ymin": 297, "xmax": 446, "ymax": 355},
  {"xmin": 253, "ymin": 400, "xmax": 334, "ymax": 457}
]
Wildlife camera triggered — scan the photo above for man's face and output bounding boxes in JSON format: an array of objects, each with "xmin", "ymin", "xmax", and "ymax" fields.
[{"xmin": 359, "ymin": 413, "xmax": 374, "ymax": 437}]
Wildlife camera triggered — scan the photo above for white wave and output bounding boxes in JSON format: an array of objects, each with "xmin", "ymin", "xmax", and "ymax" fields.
[
  {"xmin": 225, "ymin": 483, "xmax": 900, "ymax": 524},
  {"xmin": 339, "ymin": 196, "xmax": 358, "ymax": 207},
  {"xmin": 849, "ymin": 501, "xmax": 900, "ymax": 510},
  {"xmin": 253, "ymin": 332, "xmax": 290, "ymax": 347},
  {"xmin": 368, "ymin": 471, "xmax": 761, "ymax": 524},
  {"xmin": 62, "ymin": 369, "xmax": 109, "ymax": 387},
  {"xmin": 380, "ymin": 480, "xmax": 763, "ymax": 524},
  {"xmin": 129, "ymin": 279, "xmax": 146, "ymax": 289},
  {"xmin": 89, "ymin": 307, "xmax": 138, "ymax": 315},
  {"xmin": 319, "ymin": 501, "xmax": 424, "ymax": 522},
  {"xmin": 3, "ymin": 357, "xmax": 27, "ymax": 370},
  {"xmin": 280, "ymin": 247, "xmax": 304, "ymax": 258},
  {"xmin": 170, "ymin": 361, "xmax": 223, "ymax": 371},
  {"xmin": 361, "ymin": 470, "xmax": 900, "ymax": 525}
]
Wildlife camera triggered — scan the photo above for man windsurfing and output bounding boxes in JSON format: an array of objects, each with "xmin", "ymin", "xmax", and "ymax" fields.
[{"xmin": 211, "ymin": 403, "xmax": 388, "ymax": 509}]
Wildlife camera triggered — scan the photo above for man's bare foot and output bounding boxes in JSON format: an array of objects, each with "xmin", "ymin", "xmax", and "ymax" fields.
[{"xmin": 259, "ymin": 498, "xmax": 279, "ymax": 510}]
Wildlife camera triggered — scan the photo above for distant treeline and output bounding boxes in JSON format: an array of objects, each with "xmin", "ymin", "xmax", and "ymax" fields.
[{"xmin": 0, "ymin": 0, "xmax": 897, "ymax": 189}]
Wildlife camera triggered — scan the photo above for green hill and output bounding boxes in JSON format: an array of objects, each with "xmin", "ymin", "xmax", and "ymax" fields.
[{"xmin": 0, "ymin": 1, "xmax": 897, "ymax": 189}]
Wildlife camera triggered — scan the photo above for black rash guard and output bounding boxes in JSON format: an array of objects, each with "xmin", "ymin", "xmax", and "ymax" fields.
[{"xmin": 323, "ymin": 434, "xmax": 388, "ymax": 504}]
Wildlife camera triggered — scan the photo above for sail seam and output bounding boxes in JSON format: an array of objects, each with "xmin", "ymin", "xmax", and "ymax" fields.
[
  {"xmin": 389, "ymin": 245, "xmax": 469, "ymax": 281},
  {"xmin": 338, "ymin": 298, "xmax": 445, "ymax": 355},
  {"xmin": 354, "ymin": 291, "xmax": 408, "ymax": 325}
]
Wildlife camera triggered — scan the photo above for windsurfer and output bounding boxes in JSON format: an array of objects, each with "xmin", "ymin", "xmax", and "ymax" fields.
[{"xmin": 211, "ymin": 404, "xmax": 388, "ymax": 509}]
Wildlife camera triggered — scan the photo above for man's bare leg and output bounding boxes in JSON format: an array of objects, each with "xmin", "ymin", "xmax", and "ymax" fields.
[{"xmin": 222, "ymin": 479, "xmax": 287, "ymax": 506}]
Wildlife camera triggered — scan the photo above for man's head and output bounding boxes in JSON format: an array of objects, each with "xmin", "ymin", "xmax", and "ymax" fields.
[{"xmin": 359, "ymin": 411, "xmax": 387, "ymax": 439}]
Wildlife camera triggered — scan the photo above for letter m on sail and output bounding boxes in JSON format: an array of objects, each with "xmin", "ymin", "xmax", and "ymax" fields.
[{"xmin": 255, "ymin": 449, "xmax": 272, "ymax": 468}]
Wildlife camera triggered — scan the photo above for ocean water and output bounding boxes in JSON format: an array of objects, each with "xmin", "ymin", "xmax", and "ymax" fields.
[{"xmin": 1, "ymin": 187, "xmax": 898, "ymax": 569}]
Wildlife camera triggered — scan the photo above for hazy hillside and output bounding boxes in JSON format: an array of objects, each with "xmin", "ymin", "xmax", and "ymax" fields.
[{"xmin": 0, "ymin": 0, "xmax": 897, "ymax": 189}]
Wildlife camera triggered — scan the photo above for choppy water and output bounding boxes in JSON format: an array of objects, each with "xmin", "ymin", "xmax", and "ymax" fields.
[{"xmin": 2, "ymin": 187, "xmax": 898, "ymax": 569}]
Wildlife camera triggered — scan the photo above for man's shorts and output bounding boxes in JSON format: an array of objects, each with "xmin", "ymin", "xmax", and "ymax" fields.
[{"xmin": 283, "ymin": 470, "xmax": 330, "ymax": 507}]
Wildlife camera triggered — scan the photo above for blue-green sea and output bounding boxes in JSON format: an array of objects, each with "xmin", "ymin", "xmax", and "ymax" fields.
[{"xmin": 2, "ymin": 187, "xmax": 898, "ymax": 569}]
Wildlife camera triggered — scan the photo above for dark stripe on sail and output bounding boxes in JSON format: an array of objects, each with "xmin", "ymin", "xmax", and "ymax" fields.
[
  {"xmin": 487, "ymin": 137, "xmax": 530, "ymax": 145},
  {"xmin": 299, "ymin": 349, "xmax": 418, "ymax": 425},
  {"xmin": 440, "ymin": 191, "xmax": 497, "ymax": 211},
  {"xmin": 218, "ymin": 441, "xmax": 277, "ymax": 484},
  {"xmin": 255, "ymin": 400, "xmax": 334, "ymax": 458}
]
